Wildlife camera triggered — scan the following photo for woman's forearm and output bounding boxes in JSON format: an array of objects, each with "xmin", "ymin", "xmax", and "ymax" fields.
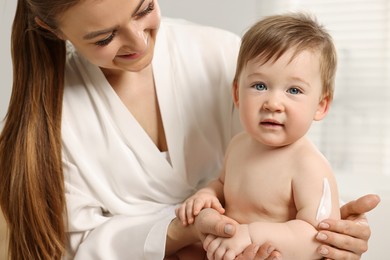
[{"xmin": 165, "ymin": 217, "xmax": 198, "ymax": 256}]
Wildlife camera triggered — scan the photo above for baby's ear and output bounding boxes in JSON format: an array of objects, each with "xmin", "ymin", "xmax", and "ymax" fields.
[
  {"xmin": 232, "ymin": 80, "xmax": 239, "ymax": 108},
  {"xmin": 314, "ymin": 97, "xmax": 330, "ymax": 121}
]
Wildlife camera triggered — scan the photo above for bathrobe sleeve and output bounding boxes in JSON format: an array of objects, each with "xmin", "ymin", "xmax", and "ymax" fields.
[{"xmin": 62, "ymin": 18, "xmax": 241, "ymax": 260}]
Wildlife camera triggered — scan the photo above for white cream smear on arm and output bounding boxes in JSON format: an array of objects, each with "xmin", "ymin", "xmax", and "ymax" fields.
[{"xmin": 316, "ymin": 177, "xmax": 332, "ymax": 221}]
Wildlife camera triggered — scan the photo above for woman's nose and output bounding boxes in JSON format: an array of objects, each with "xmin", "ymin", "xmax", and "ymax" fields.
[{"xmin": 122, "ymin": 23, "xmax": 148, "ymax": 51}]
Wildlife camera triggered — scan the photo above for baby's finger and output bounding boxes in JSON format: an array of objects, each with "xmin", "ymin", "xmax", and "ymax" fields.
[
  {"xmin": 223, "ymin": 249, "xmax": 236, "ymax": 260},
  {"xmin": 193, "ymin": 199, "xmax": 206, "ymax": 216},
  {"xmin": 203, "ymin": 234, "xmax": 217, "ymax": 251},
  {"xmin": 185, "ymin": 200, "xmax": 195, "ymax": 224},
  {"xmin": 211, "ymin": 199, "xmax": 225, "ymax": 214},
  {"xmin": 206, "ymin": 237, "xmax": 223, "ymax": 260},
  {"xmin": 215, "ymin": 246, "xmax": 228, "ymax": 260},
  {"xmin": 175, "ymin": 205, "xmax": 187, "ymax": 225}
]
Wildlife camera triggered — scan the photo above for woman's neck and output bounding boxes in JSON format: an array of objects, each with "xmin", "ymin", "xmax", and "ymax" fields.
[{"xmin": 101, "ymin": 64, "xmax": 168, "ymax": 152}]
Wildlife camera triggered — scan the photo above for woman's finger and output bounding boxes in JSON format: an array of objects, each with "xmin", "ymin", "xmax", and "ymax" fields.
[
  {"xmin": 318, "ymin": 219, "xmax": 371, "ymax": 242},
  {"xmin": 340, "ymin": 194, "xmax": 380, "ymax": 219},
  {"xmin": 235, "ymin": 244, "xmax": 260, "ymax": 260},
  {"xmin": 316, "ymin": 227, "xmax": 368, "ymax": 255},
  {"xmin": 195, "ymin": 208, "xmax": 237, "ymax": 239},
  {"xmin": 236, "ymin": 242, "xmax": 281, "ymax": 260},
  {"xmin": 317, "ymin": 244, "xmax": 361, "ymax": 260}
]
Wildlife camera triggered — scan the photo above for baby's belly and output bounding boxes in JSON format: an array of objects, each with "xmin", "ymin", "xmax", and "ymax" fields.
[
  {"xmin": 225, "ymin": 203, "xmax": 296, "ymax": 224},
  {"xmin": 224, "ymin": 188, "xmax": 296, "ymax": 224},
  {"xmin": 223, "ymin": 166, "xmax": 296, "ymax": 224}
]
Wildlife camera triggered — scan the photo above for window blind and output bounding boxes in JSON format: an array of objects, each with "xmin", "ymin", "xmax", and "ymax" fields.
[{"xmin": 260, "ymin": 0, "xmax": 390, "ymax": 176}]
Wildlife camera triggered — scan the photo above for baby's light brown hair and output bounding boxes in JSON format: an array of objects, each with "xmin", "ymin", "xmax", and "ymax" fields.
[{"xmin": 234, "ymin": 12, "xmax": 337, "ymax": 101}]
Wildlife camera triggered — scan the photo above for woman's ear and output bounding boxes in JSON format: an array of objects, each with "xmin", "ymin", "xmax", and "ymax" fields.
[
  {"xmin": 34, "ymin": 17, "xmax": 65, "ymax": 40},
  {"xmin": 232, "ymin": 80, "xmax": 240, "ymax": 108},
  {"xmin": 34, "ymin": 17, "xmax": 51, "ymax": 31},
  {"xmin": 314, "ymin": 97, "xmax": 330, "ymax": 121}
]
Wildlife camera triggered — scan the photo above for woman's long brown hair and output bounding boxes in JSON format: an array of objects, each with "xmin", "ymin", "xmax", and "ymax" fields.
[{"xmin": 0, "ymin": 0, "xmax": 78, "ymax": 259}]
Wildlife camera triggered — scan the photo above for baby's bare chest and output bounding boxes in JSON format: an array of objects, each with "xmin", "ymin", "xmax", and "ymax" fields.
[{"xmin": 223, "ymin": 149, "xmax": 297, "ymax": 223}]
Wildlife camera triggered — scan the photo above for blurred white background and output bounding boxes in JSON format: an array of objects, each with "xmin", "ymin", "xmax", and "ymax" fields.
[
  {"xmin": 0, "ymin": 0, "xmax": 13, "ymax": 123},
  {"xmin": 1, "ymin": 0, "xmax": 389, "ymax": 259}
]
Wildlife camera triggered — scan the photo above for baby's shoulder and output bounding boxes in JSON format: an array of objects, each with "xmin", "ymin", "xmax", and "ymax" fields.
[
  {"xmin": 228, "ymin": 132, "xmax": 251, "ymax": 149},
  {"xmin": 224, "ymin": 132, "xmax": 252, "ymax": 157},
  {"xmin": 292, "ymin": 138, "xmax": 333, "ymax": 176}
]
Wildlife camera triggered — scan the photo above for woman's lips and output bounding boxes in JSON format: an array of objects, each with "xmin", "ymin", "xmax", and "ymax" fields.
[
  {"xmin": 117, "ymin": 52, "xmax": 142, "ymax": 60},
  {"xmin": 116, "ymin": 35, "xmax": 149, "ymax": 60}
]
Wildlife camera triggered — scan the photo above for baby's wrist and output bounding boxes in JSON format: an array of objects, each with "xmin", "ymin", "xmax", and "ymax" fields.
[
  {"xmin": 242, "ymin": 224, "xmax": 253, "ymax": 244},
  {"xmin": 247, "ymin": 223, "xmax": 256, "ymax": 244}
]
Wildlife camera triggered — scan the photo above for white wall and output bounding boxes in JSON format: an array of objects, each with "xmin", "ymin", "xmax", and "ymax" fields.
[
  {"xmin": 336, "ymin": 174, "xmax": 389, "ymax": 260},
  {"xmin": 0, "ymin": 0, "xmax": 15, "ymax": 123},
  {"xmin": 159, "ymin": 0, "xmax": 259, "ymax": 36},
  {"xmin": 159, "ymin": 0, "xmax": 298, "ymax": 36}
]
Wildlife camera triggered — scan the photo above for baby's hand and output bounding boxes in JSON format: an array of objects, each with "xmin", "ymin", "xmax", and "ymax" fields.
[
  {"xmin": 175, "ymin": 191, "xmax": 224, "ymax": 225},
  {"xmin": 204, "ymin": 224, "xmax": 252, "ymax": 260}
]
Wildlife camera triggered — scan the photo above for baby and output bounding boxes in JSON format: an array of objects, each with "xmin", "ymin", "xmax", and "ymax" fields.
[{"xmin": 176, "ymin": 12, "xmax": 340, "ymax": 260}]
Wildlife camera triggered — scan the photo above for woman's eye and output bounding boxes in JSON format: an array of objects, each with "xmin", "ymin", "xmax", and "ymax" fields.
[
  {"xmin": 288, "ymin": 87, "xmax": 302, "ymax": 95},
  {"xmin": 137, "ymin": 2, "xmax": 155, "ymax": 18},
  {"xmin": 253, "ymin": 83, "xmax": 267, "ymax": 91},
  {"xmin": 95, "ymin": 31, "xmax": 116, "ymax": 46}
]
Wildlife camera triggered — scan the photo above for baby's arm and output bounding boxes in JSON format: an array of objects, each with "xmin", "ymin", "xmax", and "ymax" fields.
[
  {"xmin": 205, "ymin": 220, "xmax": 320, "ymax": 260},
  {"xmin": 206, "ymin": 205, "xmax": 334, "ymax": 259},
  {"xmin": 248, "ymin": 160, "xmax": 340, "ymax": 259},
  {"xmin": 248, "ymin": 219, "xmax": 322, "ymax": 259},
  {"xmin": 176, "ymin": 178, "xmax": 225, "ymax": 225},
  {"xmin": 206, "ymin": 159, "xmax": 340, "ymax": 259}
]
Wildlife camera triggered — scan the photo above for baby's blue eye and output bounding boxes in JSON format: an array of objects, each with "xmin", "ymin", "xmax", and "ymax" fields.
[
  {"xmin": 288, "ymin": 87, "xmax": 302, "ymax": 95},
  {"xmin": 254, "ymin": 83, "xmax": 267, "ymax": 91}
]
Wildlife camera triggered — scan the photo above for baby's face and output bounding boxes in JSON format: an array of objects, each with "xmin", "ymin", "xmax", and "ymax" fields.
[{"xmin": 233, "ymin": 49, "xmax": 329, "ymax": 147}]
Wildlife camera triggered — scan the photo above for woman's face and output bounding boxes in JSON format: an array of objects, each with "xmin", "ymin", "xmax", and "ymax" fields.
[{"xmin": 57, "ymin": 0, "xmax": 161, "ymax": 73}]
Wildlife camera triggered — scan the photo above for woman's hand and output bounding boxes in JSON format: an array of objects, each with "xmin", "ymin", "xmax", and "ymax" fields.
[
  {"xmin": 194, "ymin": 208, "xmax": 238, "ymax": 241},
  {"xmin": 315, "ymin": 194, "xmax": 381, "ymax": 260},
  {"xmin": 194, "ymin": 208, "xmax": 281, "ymax": 259},
  {"xmin": 236, "ymin": 243, "xmax": 282, "ymax": 260}
]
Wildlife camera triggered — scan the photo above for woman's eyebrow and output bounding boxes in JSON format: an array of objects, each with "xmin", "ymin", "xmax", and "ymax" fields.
[
  {"xmin": 132, "ymin": 0, "xmax": 146, "ymax": 17},
  {"xmin": 83, "ymin": 27, "xmax": 117, "ymax": 40},
  {"xmin": 82, "ymin": 0, "xmax": 146, "ymax": 40}
]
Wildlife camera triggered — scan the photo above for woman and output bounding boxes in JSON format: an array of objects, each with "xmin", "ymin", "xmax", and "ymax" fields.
[{"xmin": 0, "ymin": 0, "xmax": 380, "ymax": 259}]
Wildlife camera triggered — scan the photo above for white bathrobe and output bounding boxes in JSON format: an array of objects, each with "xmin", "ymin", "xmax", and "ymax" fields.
[{"xmin": 62, "ymin": 18, "xmax": 241, "ymax": 259}]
